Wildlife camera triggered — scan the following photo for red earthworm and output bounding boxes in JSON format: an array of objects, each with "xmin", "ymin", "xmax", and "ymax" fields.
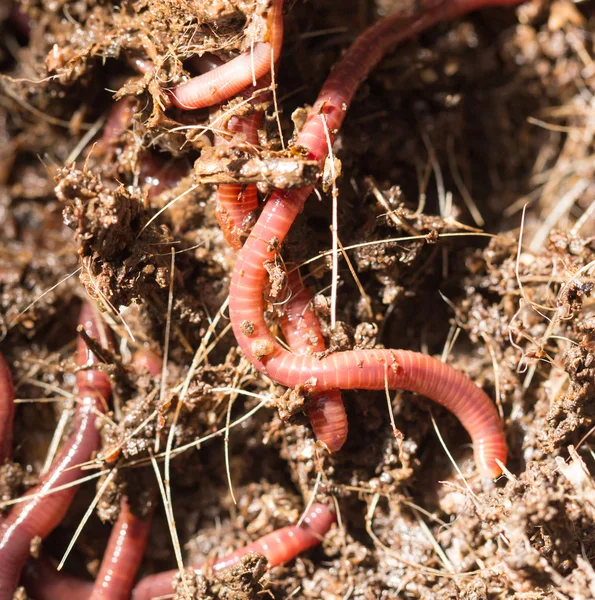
[
  {"xmin": 222, "ymin": 185, "xmax": 348, "ymax": 451},
  {"xmin": 170, "ymin": 0, "xmax": 284, "ymax": 110},
  {"xmin": 280, "ymin": 272, "xmax": 348, "ymax": 452},
  {"xmin": 0, "ymin": 302, "xmax": 112, "ymax": 599},
  {"xmin": 99, "ymin": 96, "xmax": 138, "ymax": 151},
  {"xmin": 96, "ymin": 97, "xmax": 186, "ymax": 199},
  {"xmin": 192, "ymin": 37, "xmax": 348, "ymax": 451},
  {"xmin": 229, "ymin": 0, "xmax": 520, "ymax": 478},
  {"xmin": 213, "ymin": 116, "xmax": 349, "ymax": 450},
  {"xmin": 130, "ymin": 503, "xmax": 335, "ymax": 600},
  {"xmin": 89, "ymin": 349, "xmax": 160, "ymax": 600},
  {"xmin": 90, "ymin": 496, "xmax": 154, "ymax": 600},
  {"xmin": 131, "ymin": 347, "xmax": 163, "ymax": 378},
  {"xmin": 215, "ymin": 113, "xmax": 262, "ymax": 251},
  {"xmin": 139, "ymin": 153, "xmax": 188, "ymax": 199},
  {"xmin": 0, "ymin": 352, "xmax": 15, "ymax": 463}
]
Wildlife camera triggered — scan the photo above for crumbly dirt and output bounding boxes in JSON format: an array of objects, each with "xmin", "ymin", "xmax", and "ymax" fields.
[{"xmin": 2, "ymin": 0, "xmax": 595, "ymax": 598}]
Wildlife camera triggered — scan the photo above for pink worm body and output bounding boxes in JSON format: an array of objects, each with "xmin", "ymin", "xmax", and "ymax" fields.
[
  {"xmin": 170, "ymin": 0, "xmax": 284, "ymax": 110},
  {"xmin": 100, "ymin": 96, "xmax": 138, "ymax": 150},
  {"xmin": 216, "ymin": 129, "xmax": 349, "ymax": 451},
  {"xmin": 89, "ymin": 349, "xmax": 161, "ymax": 600},
  {"xmin": 280, "ymin": 272, "xmax": 348, "ymax": 452},
  {"xmin": 229, "ymin": 0, "xmax": 519, "ymax": 478},
  {"xmin": 90, "ymin": 497, "xmax": 153, "ymax": 600},
  {"xmin": 131, "ymin": 503, "xmax": 335, "ymax": 600},
  {"xmin": 0, "ymin": 353, "xmax": 14, "ymax": 463},
  {"xmin": 195, "ymin": 13, "xmax": 348, "ymax": 450},
  {"xmin": 215, "ymin": 112, "xmax": 262, "ymax": 250},
  {"xmin": 0, "ymin": 303, "xmax": 112, "ymax": 599}
]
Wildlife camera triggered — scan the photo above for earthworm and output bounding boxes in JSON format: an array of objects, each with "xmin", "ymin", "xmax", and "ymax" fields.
[
  {"xmin": 170, "ymin": 0, "xmax": 284, "ymax": 110},
  {"xmin": 191, "ymin": 23, "xmax": 348, "ymax": 451},
  {"xmin": 99, "ymin": 96, "xmax": 138, "ymax": 151},
  {"xmin": 96, "ymin": 97, "xmax": 186, "ymax": 199},
  {"xmin": 215, "ymin": 112, "xmax": 262, "ymax": 250},
  {"xmin": 215, "ymin": 136, "xmax": 348, "ymax": 450},
  {"xmin": 130, "ymin": 503, "xmax": 336, "ymax": 600},
  {"xmin": 131, "ymin": 347, "xmax": 163, "ymax": 378},
  {"xmin": 90, "ymin": 496, "xmax": 154, "ymax": 600},
  {"xmin": 229, "ymin": 0, "xmax": 518, "ymax": 477},
  {"xmin": 0, "ymin": 302, "xmax": 112, "ymax": 599},
  {"xmin": 280, "ymin": 272, "xmax": 348, "ymax": 452},
  {"xmin": 0, "ymin": 352, "xmax": 14, "ymax": 463},
  {"xmin": 89, "ymin": 349, "xmax": 161, "ymax": 600}
]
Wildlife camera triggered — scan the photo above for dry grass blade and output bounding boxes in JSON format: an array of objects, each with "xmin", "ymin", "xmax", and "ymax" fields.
[
  {"xmin": 295, "ymin": 232, "xmax": 496, "ymax": 271},
  {"xmin": 137, "ymin": 184, "xmax": 200, "ymax": 238},
  {"xmin": 365, "ymin": 493, "xmax": 489, "ymax": 579},
  {"xmin": 5, "ymin": 267, "xmax": 82, "ymax": 336},
  {"xmin": 298, "ymin": 471, "xmax": 322, "ymax": 527},
  {"xmin": 149, "ymin": 452, "xmax": 191, "ymax": 597},
  {"xmin": 0, "ymin": 470, "xmax": 108, "ymax": 510},
  {"xmin": 320, "ymin": 112, "xmax": 340, "ymax": 330},
  {"xmin": 41, "ymin": 398, "xmax": 75, "ymax": 475},
  {"xmin": 58, "ymin": 468, "xmax": 117, "ymax": 570},
  {"xmin": 529, "ymin": 179, "xmax": 588, "ymax": 252}
]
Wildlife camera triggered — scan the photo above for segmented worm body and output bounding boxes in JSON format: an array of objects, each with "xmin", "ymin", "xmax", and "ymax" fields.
[
  {"xmin": 188, "ymin": 4, "xmax": 349, "ymax": 451},
  {"xmin": 0, "ymin": 303, "xmax": 112, "ymax": 599},
  {"xmin": 215, "ymin": 112, "xmax": 262, "ymax": 250},
  {"xmin": 229, "ymin": 0, "xmax": 517, "ymax": 477},
  {"xmin": 214, "ymin": 115, "xmax": 349, "ymax": 450},
  {"xmin": 280, "ymin": 273, "xmax": 348, "ymax": 452},
  {"xmin": 0, "ymin": 353, "xmax": 14, "ymax": 463},
  {"xmin": 89, "ymin": 349, "xmax": 161, "ymax": 600},
  {"xmin": 131, "ymin": 503, "xmax": 336, "ymax": 600},
  {"xmin": 170, "ymin": 0, "xmax": 284, "ymax": 109},
  {"xmin": 90, "ymin": 497, "xmax": 153, "ymax": 600}
]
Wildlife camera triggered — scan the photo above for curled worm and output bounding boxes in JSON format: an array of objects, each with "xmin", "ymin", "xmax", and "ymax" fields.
[
  {"xmin": 131, "ymin": 503, "xmax": 336, "ymax": 600},
  {"xmin": 170, "ymin": 0, "xmax": 284, "ymax": 110},
  {"xmin": 0, "ymin": 302, "xmax": 112, "ymax": 599},
  {"xmin": 229, "ymin": 0, "xmax": 518, "ymax": 477}
]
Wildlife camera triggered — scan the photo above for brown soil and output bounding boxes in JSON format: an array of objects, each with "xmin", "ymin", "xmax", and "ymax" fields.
[{"xmin": 2, "ymin": 0, "xmax": 595, "ymax": 598}]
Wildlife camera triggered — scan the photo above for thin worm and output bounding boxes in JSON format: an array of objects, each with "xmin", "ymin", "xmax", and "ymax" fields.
[
  {"xmin": 0, "ymin": 352, "xmax": 15, "ymax": 463},
  {"xmin": 99, "ymin": 96, "xmax": 138, "ymax": 150},
  {"xmin": 130, "ymin": 503, "xmax": 336, "ymax": 600},
  {"xmin": 89, "ymin": 349, "xmax": 161, "ymax": 599},
  {"xmin": 97, "ymin": 98, "xmax": 185, "ymax": 199},
  {"xmin": 131, "ymin": 347, "xmax": 163, "ymax": 378},
  {"xmin": 280, "ymin": 272, "xmax": 348, "ymax": 452},
  {"xmin": 193, "ymin": 17, "xmax": 348, "ymax": 450},
  {"xmin": 215, "ymin": 112, "xmax": 262, "ymax": 250},
  {"xmin": 90, "ymin": 497, "xmax": 154, "ymax": 600},
  {"xmin": 170, "ymin": 0, "xmax": 284, "ymax": 109},
  {"xmin": 229, "ymin": 0, "xmax": 519, "ymax": 478},
  {"xmin": 0, "ymin": 303, "xmax": 112, "ymax": 599}
]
